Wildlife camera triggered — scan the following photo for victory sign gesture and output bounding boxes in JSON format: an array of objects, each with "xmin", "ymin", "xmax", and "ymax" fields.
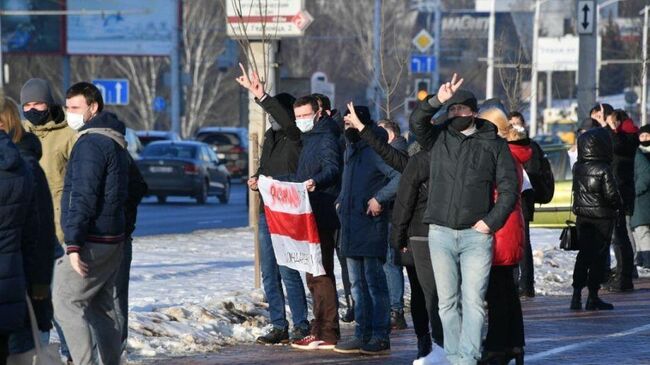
[
  {"xmin": 436, "ymin": 73, "xmax": 464, "ymax": 104},
  {"xmin": 235, "ymin": 62, "xmax": 265, "ymax": 99}
]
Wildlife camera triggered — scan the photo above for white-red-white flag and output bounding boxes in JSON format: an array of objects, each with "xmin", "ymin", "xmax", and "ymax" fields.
[{"xmin": 257, "ymin": 175, "xmax": 325, "ymax": 276}]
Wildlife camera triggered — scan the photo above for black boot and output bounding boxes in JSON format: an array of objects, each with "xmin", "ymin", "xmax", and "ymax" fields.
[
  {"xmin": 570, "ymin": 288, "xmax": 582, "ymax": 310},
  {"xmin": 585, "ymin": 289, "xmax": 614, "ymax": 310},
  {"xmin": 390, "ymin": 309, "xmax": 407, "ymax": 330},
  {"xmin": 341, "ymin": 295, "xmax": 354, "ymax": 323},
  {"xmin": 416, "ymin": 334, "xmax": 432, "ymax": 359},
  {"xmin": 504, "ymin": 347, "xmax": 525, "ymax": 365},
  {"xmin": 256, "ymin": 326, "xmax": 289, "ymax": 344}
]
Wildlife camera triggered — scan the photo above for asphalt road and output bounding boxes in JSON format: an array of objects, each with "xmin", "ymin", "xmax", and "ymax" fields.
[{"xmin": 133, "ymin": 182, "xmax": 249, "ymax": 236}]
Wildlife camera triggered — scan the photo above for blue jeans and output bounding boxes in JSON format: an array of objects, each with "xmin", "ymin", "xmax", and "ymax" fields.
[
  {"xmin": 347, "ymin": 257, "xmax": 390, "ymax": 341},
  {"xmin": 8, "ymin": 328, "xmax": 50, "ymax": 354},
  {"xmin": 384, "ymin": 245, "xmax": 404, "ymax": 311},
  {"xmin": 428, "ymin": 224, "xmax": 493, "ymax": 365},
  {"xmin": 259, "ymin": 213, "xmax": 309, "ymax": 330}
]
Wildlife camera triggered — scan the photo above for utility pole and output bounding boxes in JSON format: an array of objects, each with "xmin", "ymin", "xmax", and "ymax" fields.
[
  {"xmin": 170, "ymin": 1, "xmax": 181, "ymax": 136},
  {"xmin": 642, "ymin": 6, "xmax": 649, "ymax": 125},
  {"xmin": 577, "ymin": 1, "xmax": 597, "ymax": 124},
  {"xmin": 486, "ymin": 0, "xmax": 496, "ymax": 99},
  {"xmin": 530, "ymin": 0, "xmax": 541, "ymax": 137},
  {"xmin": 372, "ymin": 0, "xmax": 382, "ymax": 119}
]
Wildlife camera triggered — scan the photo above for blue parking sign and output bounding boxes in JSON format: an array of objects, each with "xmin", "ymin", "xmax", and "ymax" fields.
[{"xmin": 93, "ymin": 79, "xmax": 129, "ymax": 105}]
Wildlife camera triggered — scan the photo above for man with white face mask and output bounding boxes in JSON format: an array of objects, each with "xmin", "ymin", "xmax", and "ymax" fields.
[
  {"xmin": 53, "ymin": 82, "xmax": 129, "ymax": 365},
  {"xmin": 237, "ymin": 65, "xmax": 342, "ymax": 350}
]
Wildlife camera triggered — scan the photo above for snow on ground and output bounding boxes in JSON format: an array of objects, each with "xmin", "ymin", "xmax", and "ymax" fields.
[{"xmin": 123, "ymin": 227, "xmax": 650, "ymax": 360}]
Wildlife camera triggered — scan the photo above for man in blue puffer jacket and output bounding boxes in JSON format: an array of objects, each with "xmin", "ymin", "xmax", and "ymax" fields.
[
  {"xmin": 52, "ymin": 82, "xmax": 128, "ymax": 365},
  {"xmin": 0, "ymin": 130, "xmax": 34, "ymax": 363}
]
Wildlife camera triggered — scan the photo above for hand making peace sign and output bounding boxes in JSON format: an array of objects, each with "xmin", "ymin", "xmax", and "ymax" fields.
[
  {"xmin": 235, "ymin": 62, "xmax": 265, "ymax": 100},
  {"xmin": 436, "ymin": 73, "xmax": 464, "ymax": 104}
]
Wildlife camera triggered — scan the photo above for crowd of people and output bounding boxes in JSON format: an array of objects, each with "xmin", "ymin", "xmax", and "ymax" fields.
[
  {"xmin": 238, "ymin": 66, "xmax": 650, "ymax": 365},
  {"xmin": 1, "ymin": 79, "xmax": 147, "ymax": 365},
  {"xmin": 1, "ymin": 67, "xmax": 649, "ymax": 365}
]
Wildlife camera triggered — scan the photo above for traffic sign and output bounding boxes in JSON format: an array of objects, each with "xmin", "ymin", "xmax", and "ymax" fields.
[
  {"xmin": 311, "ymin": 72, "xmax": 335, "ymax": 107},
  {"xmin": 412, "ymin": 29, "xmax": 434, "ymax": 53},
  {"xmin": 226, "ymin": 0, "xmax": 313, "ymax": 39},
  {"xmin": 153, "ymin": 96, "xmax": 166, "ymax": 112},
  {"xmin": 577, "ymin": 1, "xmax": 594, "ymax": 34},
  {"xmin": 93, "ymin": 79, "xmax": 129, "ymax": 106},
  {"xmin": 410, "ymin": 54, "xmax": 437, "ymax": 73}
]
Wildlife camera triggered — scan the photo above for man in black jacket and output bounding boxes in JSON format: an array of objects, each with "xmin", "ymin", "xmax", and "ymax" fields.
[
  {"xmin": 409, "ymin": 74, "xmax": 518, "ymax": 365},
  {"xmin": 237, "ymin": 65, "xmax": 310, "ymax": 345}
]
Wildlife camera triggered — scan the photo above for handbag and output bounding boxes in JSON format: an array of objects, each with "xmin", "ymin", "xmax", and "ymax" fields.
[
  {"xmin": 559, "ymin": 220, "xmax": 579, "ymax": 251},
  {"xmin": 7, "ymin": 294, "xmax": 61, "ymax": 365}
]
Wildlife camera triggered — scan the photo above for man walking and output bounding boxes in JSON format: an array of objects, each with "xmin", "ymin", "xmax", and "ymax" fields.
[{"xmin": 410, "ymin": 74, "xmax": 518, "ymax": 365}]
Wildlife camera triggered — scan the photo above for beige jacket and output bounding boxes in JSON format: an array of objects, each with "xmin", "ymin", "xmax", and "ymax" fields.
[{"xmin": 24, "ymin": 116, "xmax": 78, "ymax": 244}]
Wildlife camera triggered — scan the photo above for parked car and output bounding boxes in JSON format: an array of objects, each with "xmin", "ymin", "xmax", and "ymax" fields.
[
  {"xmin": 195, "ymin": 127, "xmax": 248, "ymax": 178},
  {"xmin": 137, "ymin": 141, "xmax": 231, "ymax": 204},
  {"xmin": 530, "ymin": 144, "xmax": 575, "ymax": 228},
  {"xmin": 136, "ymin": 130, "xmax": 182, "ymax": 147},
  {"xmin": 125, "ymin": 127, "xmax": 144, "ymax": 160}
]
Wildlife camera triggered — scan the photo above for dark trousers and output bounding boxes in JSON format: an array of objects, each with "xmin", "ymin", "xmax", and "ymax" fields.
[
  {"xmin": 485, "ymin": 265, "xmax": 525, "ymax": 351},
  {"xmin": 406, "ymin": 265, "xmax": 428, "ymax": 338},
  {"xmin": 335, "ymin": 232, "xmax": 352, "ymax": 300},
  {"xmin": 518, "ymin": 220, "xmax": 534, "ymax": 292},
  {"xmin": 1, "ymin": 334, "xmax": 8, "ymax": 365},
  {"xmin": 612, "ymin": 214, "xmax": 634, "ymax": 284},
  {"xmin": 409, "ymin": 239, "xmax": 443, "ymax": 346},
  {"xmin": 115, "ymin": 237, "xmax": 133, "ymax": 350},
  {"xmin": 306, "ymin": 228, "xmax": 340, "ymax": 342},
  {"xmin": 573, "ymin": 217, "xmax": 615, "ymax": 291}
]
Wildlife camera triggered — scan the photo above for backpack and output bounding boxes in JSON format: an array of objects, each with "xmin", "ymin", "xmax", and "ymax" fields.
[{"xmin": 531, "ymin": 152, "xmax": 555, "ymax": 204}]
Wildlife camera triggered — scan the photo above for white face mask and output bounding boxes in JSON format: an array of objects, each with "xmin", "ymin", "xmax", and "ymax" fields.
[
  {"xmin": 296, "ymin": 116, "xmax": 315, "ymax": 133},
  {"xmin": 67, "ymin": 112, "xmax": 85, "ymax": 131}
]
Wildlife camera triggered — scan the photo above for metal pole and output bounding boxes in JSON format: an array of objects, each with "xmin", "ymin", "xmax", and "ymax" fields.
[
  {"xmin": 0, "ymin": 14, "xmax": 4, "ymax": 95},
  {"xmin": 486, "ymin": 0, "xmax": 496, "ymax": 99},
  {"xmin": 642, "ymin": 6, "xmax": 648, "ymax": 126},
  {"xmin": 546, "ymin": 71, "xmax": 552, "ymax": 109},
  {"xmin": 373, "ymin": 0, "xmax": 382, "ymax": 119},
  {"xmin": 63, "ymin": 55, "xmax": 71, "ymax": 94},
  {"xmin": 577, "ymin": 0, "xmax": 598, "ymax": 124},
  {"xmin": 433, "ymin": 0, "xmax": 441, "ymax": 89},
  {"xmin": 530, "ymin": 0, "xmax": 540, "ymax": 137},
  {"xmin": 596, "ymin": 5, "xmax": 601, "ymax": 99},
  {"xmin": 170, "ymin": 0, "xmax": 181, "ymax": 136}
]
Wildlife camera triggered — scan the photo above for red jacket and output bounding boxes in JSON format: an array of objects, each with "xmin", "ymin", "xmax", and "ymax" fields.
[{"xmin": 492, "ymin": 143, "xmax": 533, "ymax": 266}]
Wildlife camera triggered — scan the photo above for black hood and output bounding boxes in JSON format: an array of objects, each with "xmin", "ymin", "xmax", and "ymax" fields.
[
  {"xmin": 15, "ymin": 132, "xmax": 42, "ymax": 161},
  {"xmin": 312, "ymin": 116, "xmax": 341, "ymax": 136},
  {"xmin": 578, "ymin": 127, "xmax": 613, "ymax": 163},
  {"xmin": 81, "ymin": 111, "xmax": 126, "ymax": 135},
  {"xmin": 0, "ymin": 131, "xmax": 21, "ymax": 171}
]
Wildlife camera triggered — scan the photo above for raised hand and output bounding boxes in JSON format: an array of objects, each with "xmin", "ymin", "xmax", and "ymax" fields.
[
  {"xmin": 344, "ymin": 101, "xmax": 365, "ymax": 131},
  {"xmin": 235, "ymin": 63, "xmax": 265, "ymax": 99},
  {"xmin": 436, "ymin": 73, "xmax": 464, "ymax": 104}
]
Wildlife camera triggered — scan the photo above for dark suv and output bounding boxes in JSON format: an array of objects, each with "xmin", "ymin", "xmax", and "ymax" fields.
[{"xmin": 195, "ymin": 127, "xmax": 248, "ymax": 178}]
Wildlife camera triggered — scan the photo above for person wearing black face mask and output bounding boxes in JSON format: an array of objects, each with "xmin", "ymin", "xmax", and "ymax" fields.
[{"xmin": 409, "ymin": 73, "xmax": 518, "ymax": 365}]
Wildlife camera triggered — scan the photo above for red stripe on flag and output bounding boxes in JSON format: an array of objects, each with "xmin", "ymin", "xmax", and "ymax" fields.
[
  {"xmin": 227, "ymin": 15, "xmax": 293, "ymax": 23},
  {"xmin": 264, "ymin": 208, "xmax": 320, "ymax": 244}
]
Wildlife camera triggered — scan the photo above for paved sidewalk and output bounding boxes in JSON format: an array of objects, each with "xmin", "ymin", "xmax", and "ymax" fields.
[{"xmin": 145, "ymin": 278, "xmax": 650, "ymax": 365}]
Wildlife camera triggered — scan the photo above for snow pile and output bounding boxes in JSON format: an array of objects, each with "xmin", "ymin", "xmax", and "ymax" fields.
[{"xmin": 121, "ymin": 227, "xmax": 648, "ymax": 359}]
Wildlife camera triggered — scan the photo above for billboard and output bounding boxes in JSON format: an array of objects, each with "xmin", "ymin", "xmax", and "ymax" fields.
[
  {"xmin": 0, "ymin": 0, "xmax": 64, "ymax": 54},
  {"xmin": 226, "ymin": 0, "xmax": 312, "ymax": 39},
  {"xmin": 66, "ymin": 0, "xmax": 177, "ymax": 56},
  {"xmin": 537, "ymin": 36, "xmax": 578, "ymax": 72}
]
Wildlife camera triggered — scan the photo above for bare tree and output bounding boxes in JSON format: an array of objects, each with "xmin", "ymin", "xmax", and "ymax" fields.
[
  {"xmin": 111, "ymin": 56, "xmax": 168, "ymax": 130},
  {"xmin": 495, "ymin": 36, "xmax": 528, "ymax": 113},
  {"xmin": 180, "ymin": 0, "xmax": 228, "ymax": 137}
]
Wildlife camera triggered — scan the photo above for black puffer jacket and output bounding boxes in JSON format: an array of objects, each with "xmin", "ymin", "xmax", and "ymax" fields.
[
  {"xmin": 572, "ymin": 128, "xmax": 622, "ymax": 219},
  {"xmin": 608, "ymin": 127, "xmax": 639, "ymax": 215},
  {"xmin": 391, "ymin": 150, "xmax": 430, "ymax": 248},
  {"xmin": 410, "ymin": 96, "xmax": 519, "ymax": 232}
]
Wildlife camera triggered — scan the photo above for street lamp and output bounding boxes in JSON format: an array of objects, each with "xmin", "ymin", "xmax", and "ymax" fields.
[{"xmin": 596, "ymin": 0, "xmax": 630, "ymax": 99}]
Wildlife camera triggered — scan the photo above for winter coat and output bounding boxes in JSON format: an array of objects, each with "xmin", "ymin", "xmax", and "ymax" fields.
[
  {"xmin": 358, "ymin": 126, "xmax": 409, "ymax": 172},
  {"xmin": 492, "ymin": 143, "xmax": 532, "ymax": 266},
  {"xmin": 521, "ymin": 139, "xmax": 545, "ymax": 221},
  {"xmin": 0, "ymin": 131, "xmax": 33, "ymax": 335},
  {"xmin": 608, "ymin": 120, "xmax": 639, "ymax": 215},
  {"xmin": 337, "ymin": 126, "xmax": 401, "ymax": 258},
  {"xmin": 61, "ymin": 112, "xmax": 129, "ymax": 254},
  {"xmin": 572, "ymin": 128, "xmax": 622, "ymax": 219},
  {"xmin": 295, "ymin": 117, "xmax": 342, "ymax": 231},
  {"xmin": 15, "ymin": 133, "xmax": 56, "ymax": 331},
  {"xmin": 631, "ymin": 147, "xmax": 650, "ymax": 228},
  {"xmin": 24, "ymin": 106, "xmax": 77, "ymax": 244},
  {"xmin": 255, "ymin": 96, "xmax": 301, "ymax": 181},
  {"xmin": 390, "ymin": 150, "xmax": 430, "ymax": 250},
  {"xmin": 125, "ymin": 154, "xmax": 148, "ymax": 237},
  {"xmin": 409, "ymin": 96, "xmax": 519, "ymax": 232}
]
